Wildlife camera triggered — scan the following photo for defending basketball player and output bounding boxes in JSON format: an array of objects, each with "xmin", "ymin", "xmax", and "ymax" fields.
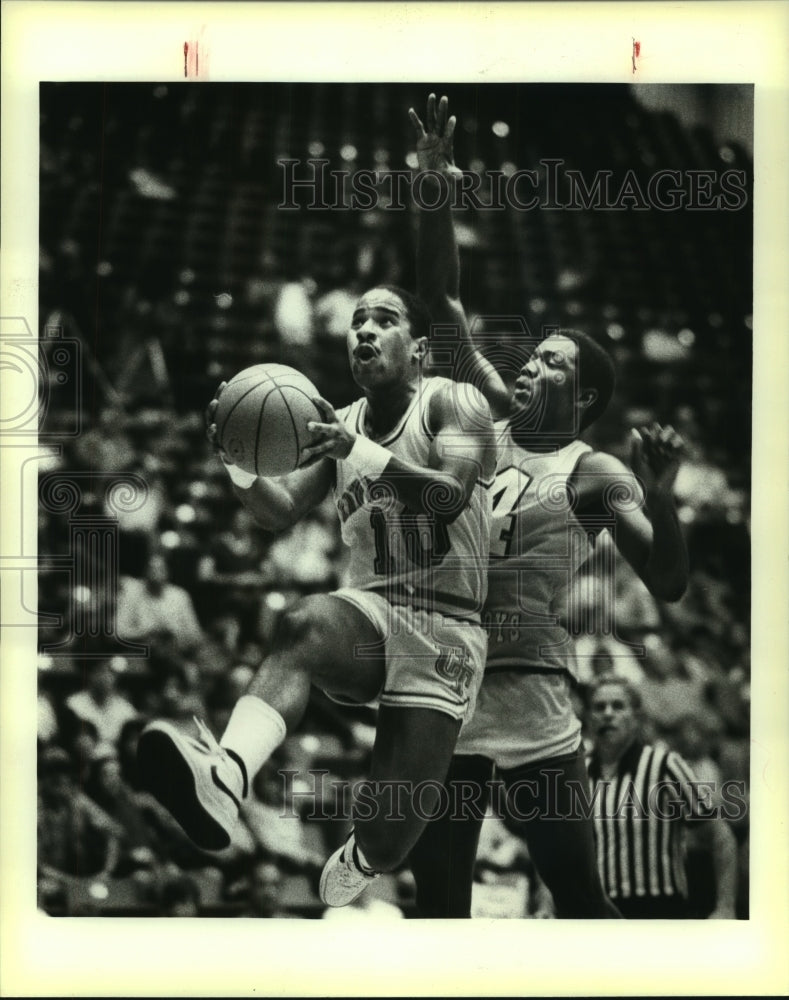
[
  {"xmin": 406, "ymin": 95, "xmax": 689, "ymax": 917},
  {"xmin": 137, "ymin": 277, "xmax": 497, "ymax": 906}
]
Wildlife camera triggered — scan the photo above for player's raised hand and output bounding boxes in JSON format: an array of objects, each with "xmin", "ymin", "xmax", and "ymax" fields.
[
  {"xmin": 300, "ymin": 396, "xmax": 355, "ymax": 466},
  {"xmin": 205, "ymin": 381, "xmax": 230, "ymax": 461},
  {"xmin": 630, "ymin": 423, "xmax": 685, "ymax": 495},
  {"xmin": 408, "ymin": 93, "xmax": 462, "ymax": 180}
]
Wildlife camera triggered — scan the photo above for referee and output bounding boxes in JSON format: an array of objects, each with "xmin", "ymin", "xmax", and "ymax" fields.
[{"xmin": 585, "ymin": 676, "xmax": 739, "ymax": 919}]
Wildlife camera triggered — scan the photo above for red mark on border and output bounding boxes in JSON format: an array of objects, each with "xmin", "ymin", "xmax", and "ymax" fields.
[
  {"xmin": 632, "ymin": 38, "xmax": 641, "ymax": 74},
  {"xmin": 183, "ymin": 28, "xmax": 209, "ymax": 80},
  {"xmin": 184, "ymin": 39, "xmax": 200, "ymax": 79}
]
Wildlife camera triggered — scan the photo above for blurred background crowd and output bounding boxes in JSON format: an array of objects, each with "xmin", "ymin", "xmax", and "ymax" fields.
[{"xmin": 36, "ymin": 82, "xmax": 751, "ymax": 917}]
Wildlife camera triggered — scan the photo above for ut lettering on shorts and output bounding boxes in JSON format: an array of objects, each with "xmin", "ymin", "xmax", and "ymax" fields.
[{"xmin": 330, "ymin": 588, "xmax": 488, "ymax": 724}]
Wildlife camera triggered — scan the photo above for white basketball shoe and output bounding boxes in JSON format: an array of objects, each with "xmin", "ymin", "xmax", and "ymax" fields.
[{"xmin": 319, "ymin": 833, "xmax": 380, "ymax": 907}]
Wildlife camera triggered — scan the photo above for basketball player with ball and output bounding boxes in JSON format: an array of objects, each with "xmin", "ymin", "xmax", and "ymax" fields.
[{"xmin": 137, "ymin": 277, "xmax": 497, "ymax": 905}]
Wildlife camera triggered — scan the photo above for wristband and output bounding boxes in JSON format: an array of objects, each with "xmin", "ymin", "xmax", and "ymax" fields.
[
  {"xmin": 346, "ymin": 435, "xmax": 390, "ymax": 479},
  {"xmin": 222, "ymin": 458, "xmax": 258, "ymax": 489}
]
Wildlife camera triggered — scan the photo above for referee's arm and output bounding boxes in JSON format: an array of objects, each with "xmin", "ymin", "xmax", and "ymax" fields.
[
  {"xmin": 671, "ymin": 751, "xmax": 739, "ymax": 919},
  {"xmin": 706, "ymin": 819, "xmax": 739, "ymax": 918}
]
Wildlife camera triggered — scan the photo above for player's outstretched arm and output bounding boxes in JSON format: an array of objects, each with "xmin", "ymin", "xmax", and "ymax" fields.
[
  {"xmin": 573, "ymin": 423, "xmax": 689, "ymax": 601},
  {"xmin": 301, "ymin": 385, "xmax": 496, "ymax": 523},
  {"xmin": 206, "ymin": 383, "xmax": 332, "ymax": 532},
  {"xmin": 408, "ymin": 94, "xmax": 463, "ymax": 305},
  {"xmin": 409, "ymin": 94, "xmax": 510, "ymax": 419}
]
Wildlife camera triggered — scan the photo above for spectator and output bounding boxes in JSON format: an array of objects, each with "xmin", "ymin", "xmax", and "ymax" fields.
[
  {"xmin": 610, "ymin": 556, "xmax": 662, "ymax": 638},
  {"xmin": 59, "ymin": 713, "xmax": 102, "ymax": 789},
  {"xmin": 65, "ymin": 660, "xmax": 138, "ymax": 747},
  {"xmin": 662, "ymin": 569, "xmax": 734, "ymax": 635},
  {"xmin": 110, "ymin": 461, "xmax": 168, "ymax": 539},
  {"xmin": 72, "ymin": 406, "xmax": 137, "ymax": 473},
  {"xmin": 671, "ymin": 711, "xmax": 725, "ymax": 798},
  {"xmin": 199, "ymin": 508, "xmax": 268, "ymax": 585},
  {"xmin": 197, "ymin": 507, "xmax": 268, "ymax": 645},
  {"xmin": 38, "ymin": 746, "xmax": 123, "ymax": 896},
  {"xmin": 636, "ymin": 633, "xmax": 709, "ymax": 736},
  {"xmin": 585, "ymin": 676, "xmax": 738, "ymax": 919},
  {"xmin": 116, "ymin": 551, "xmax": 204, "ymax": 656},
  {"xmin": 242, "ymin": 858, "xmax": 291, "ymax": 918},
  {"xmin": 154, "ymin": 665, "xmax": 208, "ymax": 721},
  {"xmin": 263, "ymin": 506, "xmax": 339, "ymax": 592},
  {"xmin": 569, "ymin": 539, "xmax": 660, "ymax": 645},
  {"xmin": 86, "ymin": 749, "xmax": 166, "ymax": 879},
  {"xmin": 193, "ymin": 612, "xmax": 245, "ymax": 685}
]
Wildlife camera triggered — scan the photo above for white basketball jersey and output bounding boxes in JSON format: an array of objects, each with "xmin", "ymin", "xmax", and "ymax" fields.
[
  {"xmin": 485, "ymin": 421, "xmax": 593, "ymax": 674},
  {"xmin": 333, "ymin": 377, "xmax": 492, "ymax": 622}
]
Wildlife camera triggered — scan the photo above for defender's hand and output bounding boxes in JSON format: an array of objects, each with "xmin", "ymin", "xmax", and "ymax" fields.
[
  {"xmin": 300, "ymin": 396, "xmax": 355, "ymax": 466},
  {"xmin": 408, "ymin": 93, "xmax": 463, "ymax": 180},
  {"xmin": 630, "ymin": 423, "xmax": 685, "ymax": 496}
]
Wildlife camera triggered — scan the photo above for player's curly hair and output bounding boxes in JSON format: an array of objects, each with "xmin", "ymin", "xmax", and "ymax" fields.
[{"xmin": 374, "ymin": 284, "xmax": 432, "ymax": 343}]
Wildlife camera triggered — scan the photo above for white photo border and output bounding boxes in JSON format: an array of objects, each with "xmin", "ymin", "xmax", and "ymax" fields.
[{"xmin": 2, "ymin": 2, "xmax": 788, "ymax": 996}]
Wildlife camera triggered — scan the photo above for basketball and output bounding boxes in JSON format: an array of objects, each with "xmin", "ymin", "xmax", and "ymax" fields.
[{"xmin": 214, "ymin": 363, "xmax": 323, "ymax": 477}]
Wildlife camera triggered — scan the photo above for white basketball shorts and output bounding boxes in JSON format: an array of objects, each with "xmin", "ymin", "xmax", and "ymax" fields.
[
  {"xmin": 327, "ymin": 587, "xmax": 488, "ymax": 725},
  {"xmin": 456, "ymin": 668, "xmax": 582, "ymax": 768}
]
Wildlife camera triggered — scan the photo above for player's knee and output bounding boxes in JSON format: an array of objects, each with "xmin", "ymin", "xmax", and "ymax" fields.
[
  {"xmin": 274, "ymin": 596, "xmax": 333, "ymax": 651},
  {"xmin": 274, "ymin": 604, "xmax": 311, "ymax": 647}
]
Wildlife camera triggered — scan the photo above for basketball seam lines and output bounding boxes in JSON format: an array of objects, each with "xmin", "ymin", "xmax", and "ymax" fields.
[
  {"xmin": 279, "ymin": 388, "xmax": 304, "ymax": 473},
  {"xmin": 253, "ymin": 389, "xmax": 270, "ymax": 477},
  {"xmin": 220, "ymin": 379, "xmax": 273, "ymax": 454}
]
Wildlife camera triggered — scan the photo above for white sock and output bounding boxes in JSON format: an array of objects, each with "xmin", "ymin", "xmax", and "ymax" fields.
[{"xmin": 220, "ymin": 695, "xmax": 287, "ymax": 796}]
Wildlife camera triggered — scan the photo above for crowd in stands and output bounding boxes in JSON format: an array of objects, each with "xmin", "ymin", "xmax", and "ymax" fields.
[{"xmin": 36, "ymin": 82, "xmax": 751, "ymax": 917}]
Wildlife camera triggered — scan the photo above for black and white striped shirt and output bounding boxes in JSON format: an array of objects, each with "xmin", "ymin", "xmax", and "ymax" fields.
[{"xmin": 587, "ymin": 740, "xmax": 714, "ymax": 902}]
